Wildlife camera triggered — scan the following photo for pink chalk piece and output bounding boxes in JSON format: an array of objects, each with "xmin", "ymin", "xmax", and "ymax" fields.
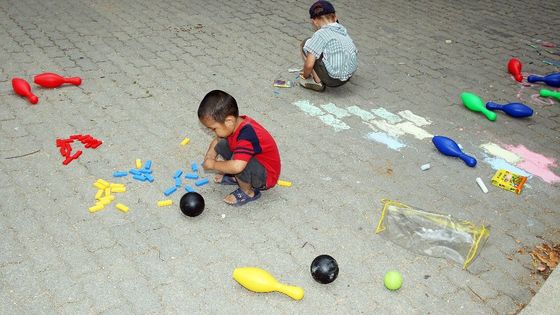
[{"xmin": 504, "ymin": 144, "xmax": 560, "ymax": 183}]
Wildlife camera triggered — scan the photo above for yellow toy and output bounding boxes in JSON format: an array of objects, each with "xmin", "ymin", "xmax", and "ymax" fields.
[
  {"xmin": 491, "ymin": 169, "xmax": 527, "ymax": 194},
  {"xmin": 180, "ymin": 137, "xmax": 190, "ymax": 146},
  {"xmin": 277, "ymin": 180, "xmax": 292, "ymax": 187},
  {"xmin": 232, "ymin": 267, "xmax": 304, "ymax": 300}
]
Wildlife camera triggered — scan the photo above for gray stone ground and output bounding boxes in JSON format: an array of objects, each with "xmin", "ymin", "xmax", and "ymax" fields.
[{"xmin": 1, "ymin": 0, "xmax": 559, "ymax": 314}]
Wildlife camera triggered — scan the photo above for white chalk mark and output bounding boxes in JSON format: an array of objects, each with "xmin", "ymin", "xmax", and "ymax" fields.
[
  {"xmin": 293, "ymin": 100, "xmax": 324, "ymax": 116},
  {"xmin": 318, "ymin": 114, "xmax": 351, "ymax": 132},
  {"xmin": 371, "ymin": 107, "xmax": 402, "ymax": 124},
  {"xmin": 320, "ymin": 103, "xmax": 351, "ymax": 119},
  {"xmin": 398, "ymin": 110, "xmax": 432, "ymax": 126},
  {"xmin": 348, "ymin": 105, "xmax": 376, "ymax": 121},
  {"xmin": 394, "ymin": 121, "xmax": 433, "ymax": 140},
  {"xmin": 365, "ymin": 132, "xmax": 406, "ymax": 151},
  {"xmin": 480, "ymin": 142, "xmax": 523, "ymax": 164},
  {"xmin": 371, "ymin": 119, "xmax": 406, "ymax": 137}
]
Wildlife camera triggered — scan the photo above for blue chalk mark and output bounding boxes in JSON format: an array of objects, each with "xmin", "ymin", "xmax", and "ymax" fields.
[
  {"xmin": 144, "ymin": 160, "xmax": 152, "ymax": 169},
  {"xmin": 145, "ymin": 174, "xmax": 154, "ymax": 182},
  {"xmin": 482, "ymin": 156, "xmax": 532, "ymax": 177},
  {"xmin": 173, "ymin": 170, "xmax": 183, "ymax": 178},
  {"xmin": 113, "ymin": 171, "xmax": 128, "ymax": 177},
  {"xmin": 164, "ymin": 186, "xmax": 177, "ymax": 196},
  {"xmin": 365, "ymin": 132, "xmax": 406, "ymax": 151},
  {"xmin": 133, "ymin": 174, "xmax": 147, "ymax": 181},
  {"xmin": 195, "ymin": 178, "xmax": 209, "ymax": 186},
  {"xmin": 185, "ymin": 185, "xmax": 195, "ymax": 192},
  {"xmin": 191, "ymin": 163, "xmax": 198, "ymax": 172},
  {"xmin": 175, "ymin": 177, "xmax": 182, "ymax": 187},
  {"xmin": 129, "ymin": 169, "xmax": 142, "ymax": 175},
  {"xmin": 185, "ymin": 173, "xmax": 199, "ymax": 179}
]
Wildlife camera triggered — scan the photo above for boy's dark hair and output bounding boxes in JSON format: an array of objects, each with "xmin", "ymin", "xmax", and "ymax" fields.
[
  {"xmin": 309, "ymin": 1, "xmax": 335, "ymax": 19},
  {"xmin": 197, "ymin": 90, "xmax": 239, "ymax": 122}
]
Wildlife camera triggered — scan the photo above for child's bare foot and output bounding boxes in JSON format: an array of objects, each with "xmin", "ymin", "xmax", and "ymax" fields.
[
  {"xmin": 214, "ymin": 174, "xmax": 237, "ymax": 185},
  {"xmin": 224, "ymin": 188, "xmax": 261, "ymax": 206}
]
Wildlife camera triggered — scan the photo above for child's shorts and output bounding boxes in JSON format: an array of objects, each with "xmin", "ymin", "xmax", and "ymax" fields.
[
  {"xmin": 302, "ymin": 38, "xmax": 349, "ymax": 87},
  {"xmin": 215, "ymin": 139, "xmax": 267, "ymax": 190}
]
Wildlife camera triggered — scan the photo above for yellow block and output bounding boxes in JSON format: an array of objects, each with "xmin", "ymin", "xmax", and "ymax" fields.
[
  {"xmin": 157, "ymin": 199, "xmax": 173, "ymax": 207},
  {"xmin": 94, "ymin": 189, "xmax": 104, "ymax": 200},
  {"xmin": 104, "ymin": 188, "xmax": 112, "ymax": 197},
  {"xmin": 135, "ymin": 159, "xmax": 142, "ymax": 169},
  {"xmin": 97, "ymin": 179, "xmax": 110, "ymax": 187},
  {"xmin": 88, "ymin": 204, "xmax": 104, "ymax": 213},
  {"xmin": 111, "ymin": 186, "xmax": 126, "ymax": 193},
  {"xmin": 93, "ymin": 182, "xmax": 107, "ymax": 190},
  {"xmin": 180, "ymin": 137, "xmax": 190, "ymax": 146},
  {"xmin": 115, "ymin": 203, "xmax": 129, "ymax": 212},
  {"xmin": 277, "ymin": 180, "xmax": 292, "ymax": 187},
  {"xmin": 109, "ymin": 183, "xmax": 125, "ymax": 189},
  {"xmin": 99, "ymin": 196, "xmax": 112, "ymax": 205}
]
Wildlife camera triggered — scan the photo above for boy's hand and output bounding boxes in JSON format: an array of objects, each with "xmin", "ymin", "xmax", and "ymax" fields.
[{"xmin": 203, "ymin": 158, "xmax": 215, "ymax": 170}]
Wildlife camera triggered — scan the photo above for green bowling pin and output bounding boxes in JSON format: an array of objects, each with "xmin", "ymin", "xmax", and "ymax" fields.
[
  {"xmin": 461, "ymin": 92, "xmax": 496, "ymax": 121},
  {"xmin": 540, "ymin": 89, "xmax": 560, "ymax": 101}
]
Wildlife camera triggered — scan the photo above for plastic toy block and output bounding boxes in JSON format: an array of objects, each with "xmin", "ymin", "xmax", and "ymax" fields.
[
  {"xmin": 191, "ymin": 163, "xmax": 198, "ymax": 172},
  {"xmin": 93, "ymin": 181, "xmax": 107, "ymax": 190},
  {"xmin": 185, "ymin": 185, "xmax": 194, "ymax": 192},
  {"xmin": 180, "ymin": 137, "xmax": 190, "ymax": 146},
  {"xmin": 99, "ymin": 197, "xmax": 112, "ymax": 206},
  {"xmin": 277, "ymin": 180, "xmax": 292, "ymax": 187},
  {"xmin": 135, "ymin": 159, "xmax": 142, "ymax": 169},
  {"xmin": 195, "ymin": 178, "xmax": 209, "ymax": 186},
  {"xmin": 89, "ymin": 204, "xmax": 104, "ymax": 213},
  {"xmin": 157, "ymin": 200, "xmax": 173, "ymax": 207},
  {"xmin": 185, "ymin": 173, "xmax": 199, "ymax": 180},
  {"xmin": 111, "ymin": 186, "xmax": 126, "ymax": 193},
  {"xmin": 104, "ymin": 188, "xmax": 111, "ymax": 197},
  {"xmin": 90, "ymin": 141, "xmax": 102, "ymax": 149},
  {"xmin": 62, "ymin": 156, "xmax": 74, "ymax": 165},
  {"xmin": 69, "ymin": 134, "xmax": 82, "ymax": 139},
  {"xmin": 116, "ymin": 203, "xmax": 129, "ymax": 212},
  {"xmin": 175, "ymin": 177, "xmax": 182, "ymax": 188},
  {"xmin": 144, "ymin": 160, "xmax": 152, "ymax": 170},
  {"xmin": 110, "ymin": 183, "xmax": 125, "ymax": 189},
  {"xmin": 139, "ymin": 168, "xmax": 152, "ymax": 174},
  {"xmin": 113, "ymin": 171, "xmax": 128, "ymax": 177},
  {"xmin": 173, "ymin": 170, "xmax": 183, "ymax": 178},
  {"xmin": 133, "ymin": 174, "xmax": 147, "ymax": 181},
  {"xmin": 107, "ymin": 195, "xmax": 115, "ymax": 201},
  {"xmin": 59, "ymin": 145, "xmax": 71, "ymax": 157},
  {"xmin": 145, "ymin": 174, "xmax": 154, "ymax": 182},
  {"xmin": 164, "ymin": 186, "xmax": 177, "ymax": 196},
  {"xmin": 95, "ymin": 189, "xmax": 104, "ymax": 200},
  {"xmin": 70, "ymin": 150, "xmax": 82, "ymax": 159},
  {"xmin": 129, "ymin": 169, "xmax": 142, "ymax": 175},
  {"xmin": 56, "ymin": 138, "xmax": 74, "ymax": 145}
]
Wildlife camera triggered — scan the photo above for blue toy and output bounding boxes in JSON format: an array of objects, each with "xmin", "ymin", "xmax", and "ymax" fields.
[
  {"xmin": 485, "ymin": 102, "xmax": 533, "ymax": 118},
  {"xmin": 527, "ymin": 73, "xmax": 560, "ymax": 88},
  {"xmin": 432, "ymin": 136, "xmax": 477, "ymax": 167}
]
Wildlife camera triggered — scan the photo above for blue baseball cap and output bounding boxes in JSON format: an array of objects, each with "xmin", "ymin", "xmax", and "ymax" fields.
[{"xmin": 309, "ymin": 1, "xmax": 335, "ymax": 19}]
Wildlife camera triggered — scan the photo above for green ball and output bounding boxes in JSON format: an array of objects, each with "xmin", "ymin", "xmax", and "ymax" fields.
[{"xmin": 384, "ymin": 271, "xmax": 403, "ymax": 290}]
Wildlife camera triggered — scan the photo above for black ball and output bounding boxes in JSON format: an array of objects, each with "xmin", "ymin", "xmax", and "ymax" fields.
[
  {"xmin": 310, "ymin": 254, "xmax": 339, "ymax": 284},
  {"xmin": 179, "ymin": 192, "xmax": 205, "ymax": 217}
]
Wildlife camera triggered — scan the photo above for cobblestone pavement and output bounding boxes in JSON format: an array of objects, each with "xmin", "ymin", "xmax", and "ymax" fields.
[{"xmin": 1, "ymin": 0, "xmax": 559, "ymax": 314}]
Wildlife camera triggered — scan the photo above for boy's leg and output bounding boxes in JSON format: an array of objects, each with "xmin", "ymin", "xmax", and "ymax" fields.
[
  {"xmin": 300, "ymin": 38, "xmax": 321, "ymax": 84},
  {"xmin": 300, "ymin": 39, "xmax": 348, "ymax": 88},
  {"xmin": 224, "ymin": 158, "xmax": 267, "ymax": 205},
  {"xmin": 214, "ymin": 139, "xmax": 236, "ymax": 183}
]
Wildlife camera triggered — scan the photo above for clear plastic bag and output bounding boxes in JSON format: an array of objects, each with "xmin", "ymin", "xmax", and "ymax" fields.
[{"xmin": 375, "ymin": 199, "xmax": 490, "ymax": 269}]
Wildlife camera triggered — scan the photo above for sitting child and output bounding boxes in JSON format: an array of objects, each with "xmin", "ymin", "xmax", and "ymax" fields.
[
  {"xmin": 300, "ymin": 0, "xmax": 358, "ymax": 91},
  {"xmin": 198, "ymin": 90, "xmax": 281, "ymax": 206}
]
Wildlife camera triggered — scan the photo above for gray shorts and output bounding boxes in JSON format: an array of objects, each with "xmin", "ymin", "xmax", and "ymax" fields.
[
  {"xmin": 302, "ymin": 38, "xmax": 348, "ymax": 88},
  {"xmin": 215, "ymin": 139, "xmax": 267, "ymax": 190}
]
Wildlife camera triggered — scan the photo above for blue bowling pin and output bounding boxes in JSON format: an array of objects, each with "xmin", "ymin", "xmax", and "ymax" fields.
[
  {"xmin": 432, "ymin": 136, "xmax": 477, "ymax": 167},
  {"xmin": 485, "ymin": 102, "xmax": 533, "ymax": 118},
  {"xmin": 527, "ymin": 73, "xmax": 560, "ymax": 88}
]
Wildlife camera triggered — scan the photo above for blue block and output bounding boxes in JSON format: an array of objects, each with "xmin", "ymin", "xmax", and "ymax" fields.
[
  {"xmin": 185, "ymin": 185, "xmax": 195, "ymax": 192},
  {"xmin": 191, "ymin": 163, "xmax": 198, "ymax": 172},
  {"xmin": 129, "ymin": 169, "xmax": 142, "ymax": 175},
  {"xmin": 185, "ymin": 173, "xmax": 199, "ymax": 180},
  {"xmin": 173, "ymin": 170, "xmax": 183, "ymax": 178},
  {"xmin": 144, "ymin": 160, "xmax": 152, "ymax": 170},
  {"xmin": 139, "ymin": 168, "xmax": 152, "ymax": 174},
  {"xmin": 164, "ymin": 186, "xmax": 177, "ymax": 196},
  {"xmin": 195, "ymin": 178, "xmax": 209, "ymax": 186},
  {"xmin": 175, "ymin": 177, "xmax": 182, "ymax": 187},
  {"xmin": 113, "ymin": 171, "xmax": 128, "ymax": 177},
  {"xmin": 133, "ymin": 174, "xmax": 147, "ymax": 181},
  {"xmin": 145, "ymin": 174, "xmax": 154, "ymax": 182}
]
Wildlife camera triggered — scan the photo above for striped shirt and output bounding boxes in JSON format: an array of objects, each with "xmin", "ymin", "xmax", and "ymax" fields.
[{"xmin": 303, "ymin": 22, "xmax": 358, "ymax": 81}]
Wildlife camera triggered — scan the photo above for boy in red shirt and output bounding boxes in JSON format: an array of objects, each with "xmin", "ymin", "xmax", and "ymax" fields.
[{"xmin": 198, "ymin": 90, "xmax": 281, "ymax": 206}]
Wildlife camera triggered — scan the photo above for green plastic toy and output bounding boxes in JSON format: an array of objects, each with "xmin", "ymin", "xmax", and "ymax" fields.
[
  {"xmin": 384, "ymin": 271, "xmax": 403, "ymax": 291},
  {"xmin": 540, "ymin": 89, "xmax": 560, "ymax": 101},
  {"xmin": 460, "ymin": 92, "xmax": 497, "ymax": 121}
]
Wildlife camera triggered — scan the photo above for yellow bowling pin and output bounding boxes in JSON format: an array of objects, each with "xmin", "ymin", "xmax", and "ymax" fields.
[{"xmin": 232, "ymin": 267, "xmax": 304, "ymax": 300}]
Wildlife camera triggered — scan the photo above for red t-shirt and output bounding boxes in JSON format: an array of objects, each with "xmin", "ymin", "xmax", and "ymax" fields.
[{"xmin": 227, "ymin": 116, "xmax": 281, "ymax": 189}]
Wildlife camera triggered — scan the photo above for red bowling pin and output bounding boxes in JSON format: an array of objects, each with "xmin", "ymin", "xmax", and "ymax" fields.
[
  {"xmin": 12, "ymin": 78, "xmax": 39, "ymax": 104},
  {"xmin": 34, "ymin": 72, "xmax": 82, "ymax": 88},
  {"xmin": 507, "ymin": 58, "xmax": 523, "ymax": 82}
]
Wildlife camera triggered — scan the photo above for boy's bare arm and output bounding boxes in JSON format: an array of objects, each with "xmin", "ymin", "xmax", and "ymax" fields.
[
  {"xmin": 203, "ymin": 158, "xmax": 247, "ymax": 175},
  {"xmin": 204, "ymin": 138, "xmax": 219, "ymax": 161},
  {"xmin": 301, "ymin": 53, "xmax": 316, "ymax": 79}
]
